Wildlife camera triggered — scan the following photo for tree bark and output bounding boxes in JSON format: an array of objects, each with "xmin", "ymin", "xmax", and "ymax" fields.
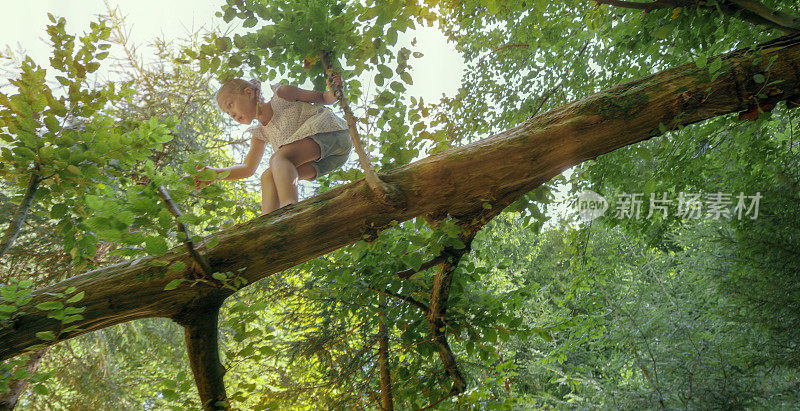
[
  {"xmin": 0, "ymin": 173, "xmax": 41, "ymax": 260},
  {"xmin": 0, "ymin": 348, "xmax": 46, "ymax": 410},
  {"xmin": 377, "ymin": 295, "xmax": 394, "ymax": 411},
  {"xmin": 318, "ymin": 52, "xmax": 404, "ymax": 206},
  {"xmin": 595, "ymin": 0, "xmax": 800, "ymax": 33},
  {"xmin": 2, "ymin": 35, "xmax": 800, "ymax": 361},
  {"xmin": 178, "ymin": 300, "xmax": 228, "ymax": 411}
]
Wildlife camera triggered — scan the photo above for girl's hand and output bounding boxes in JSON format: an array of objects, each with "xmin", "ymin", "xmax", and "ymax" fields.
[
  {"xmin": 322, "ymin": 74, "xmax": 343, "ymax": 105},
  {"xmin": 193, "ymin": 166, "xmax": 216, "ymax": 189},
  {"xmin": 326, "ymin": 73, "xmax": 343, "ymax": 91}
]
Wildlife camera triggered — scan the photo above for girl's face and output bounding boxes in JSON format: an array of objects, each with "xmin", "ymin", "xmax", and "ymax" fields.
[{"xmin": 218, "ymin": 87, "xmax": 257, "ymax": 124}]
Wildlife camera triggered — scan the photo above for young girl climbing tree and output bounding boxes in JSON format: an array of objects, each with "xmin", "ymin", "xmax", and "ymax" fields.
[{"xmin": 198, "ymin": 75, "xmax": 352, "ymax": 215}]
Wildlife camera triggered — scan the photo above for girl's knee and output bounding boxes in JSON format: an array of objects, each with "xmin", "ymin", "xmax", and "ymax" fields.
[
  {"xmin": 260, "ymin": 168, "xmax": 275, "ymax": 185},
  {"xmin": 269, "ymin": 152, "xmax": 287, "ymax": 168}
]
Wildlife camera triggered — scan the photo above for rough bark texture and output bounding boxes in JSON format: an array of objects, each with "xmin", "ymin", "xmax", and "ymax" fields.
[
  {"xmin": 177, "ymin": 297, "xmax": 228, "ymax": 410},
  {"xmin": 0, "ymin": 173, "xmax": 40, "ymax": 259},
  {"xmin": 0, "ymin": 348, "xmax": 46, "ymax": 410},
  {"xmin": 2, "ymin": 35, "xmax": 800, "ymax": 361},
  {"xmin": 377, "ymin": 296, "xmax": 394, "ymax": 411},
  {"xmin": 595, "ymin": 0, "xmax": 800, "ymax": 33},
  {"xmin": 422, "ymin": 215, "xmax": 487, "ymax": 397}
]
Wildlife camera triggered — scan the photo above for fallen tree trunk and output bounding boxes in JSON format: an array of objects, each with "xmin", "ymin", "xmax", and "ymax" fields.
[{"xmin": 2, "ymin": 34, "xmax": 799, "ymax": 361}]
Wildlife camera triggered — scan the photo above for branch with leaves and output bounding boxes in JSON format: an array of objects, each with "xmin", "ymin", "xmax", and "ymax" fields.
[
  {"xmin": 593, "ymin": 0, "xmax": 800, "ymax": 33},
  {"xmin": 318, "ymin": 51, "xmax": 405, "ymax": 207},
  {"xmin": 0, "ymin": 173, "xmax": 41, "ymax": 260}
]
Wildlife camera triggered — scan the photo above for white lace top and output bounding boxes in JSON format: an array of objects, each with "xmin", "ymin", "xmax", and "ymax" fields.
[{"xmin": 248, "ymin": 84, "xmax": 347, "ymax": 150}]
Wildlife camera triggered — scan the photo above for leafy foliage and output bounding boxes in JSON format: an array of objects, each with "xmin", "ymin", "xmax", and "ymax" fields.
[{"xmin": 2, "ymin": 0, "xmax": 800, "ymax": 409}]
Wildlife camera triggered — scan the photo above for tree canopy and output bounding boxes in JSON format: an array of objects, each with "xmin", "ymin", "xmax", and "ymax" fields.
[{"xmin": 2, "ymin": 0, "xmax": 800, "ymax": 409}]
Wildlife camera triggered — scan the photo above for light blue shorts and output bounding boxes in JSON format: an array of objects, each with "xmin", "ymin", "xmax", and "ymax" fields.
[{"xmin": 308, "ymin": 129, "xmax": 352, "ymax": 180}]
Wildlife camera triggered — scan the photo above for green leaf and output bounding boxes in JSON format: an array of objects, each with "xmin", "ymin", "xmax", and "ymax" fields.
[
  {"xmin": 145, "ymin": 237, "xmax": 169, "ymax": 255},
  {"xmin": 694, "ymin": 55, "xmax": 707, "ymax": 69},
  {"xmin": 36, "ymin": 331, "xmax": 56, "ymax": 341},
  {"xmin": 32, "ymin": 384, "xmax": 48, "ymax": 395},
  {"xmin": 708, "ymin": 57, "xmax": 722, "ymax": 74},
  {"xmin": 390, "ymin": 81, "xmax": 405, "ymax": 92},
  {"xmin": 1, "ymin": 286, "xmax": 16, "ymax": 301},
  {"xmin": 168, "ymin": 261, "xmax": 187, "ymax": 272},
  {"xmin": 243, "ymin": 17, "xmax": 257, "ymax": 28},
  {"xmin": 62, "ymin": 314, "xmax": 84, "ymax": 324},
  {"xmin": 197, "ymin": 168, "xmax": 217, "ymax": 181},
  {"xmin": 36, "ymin": 301, "xmax": 64, "ymax": 311},
  {"xmin": 377, "ymin": 64, "xmax": 392, "ymax": 79},
  {"xmin": 66, "ymin": 291, "xmax": 84, "ymax": 303},
  {"xmin": 753, "ymin": 74, "xmax": 765, "ymax": 84},
  {"xmin": 13, "ymin": 368, "xmax": 30, "ymax": 380},
  {"xmin": 164, "ymin": 279, "xmax": 184, "ymax": 290}
]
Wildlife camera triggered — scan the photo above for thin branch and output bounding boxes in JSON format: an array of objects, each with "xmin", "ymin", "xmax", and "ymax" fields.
[
  {"xmin": 594, "ymin": 0, "xmax": 800, "ymax": 33},
  {"xmin": 377, "ymin": 295, "xmax": 394, "ymax": 411},
  {"xmin": 396, "ymin": 255, "xmax": 448, "ymax": 279},
  {"xmin": 318, "ymin": 51, "xmax": 404, "ymax": 207},
  {"xmin": 491, "ymin": 43, "xmax": 530, "ymax": 54},
  {"xmin": 416, "ymin": 384, "xmax": 461, "ymax": 411},
  {"xmin": 0, "ymin": 173, "xmax": 41, "ymax": 260},
  {"xmin": 157, "ymin": 185, "xmax": 214, "ymax": 277},
  {"xmin": 367, "ymin": 285, "xmax": 430, "ymax": 313},
  {"xmin": 593, "ymin": 0, "xmax": 682, "ymax": 11},
  {"xmin": 729, "ymin": 0, "xmax": 800, "ymax": 32},
  {"xmin": 0, "ymin": 347, "xmax": 47, "ymax": 409},
  {"xmin": 529, "ymin": 39, "xmax": 591, "ymax": 118}
]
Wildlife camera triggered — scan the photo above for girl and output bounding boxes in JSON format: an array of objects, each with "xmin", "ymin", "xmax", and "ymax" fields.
[{"xmin": 200, "ymin": 76, "xmax": 352, "ymax": 215}]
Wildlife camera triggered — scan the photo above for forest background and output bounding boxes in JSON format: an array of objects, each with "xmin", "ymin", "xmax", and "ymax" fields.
[{"xmin": 1, "ymin": 0, "xmax": 800, "ymax": 409}]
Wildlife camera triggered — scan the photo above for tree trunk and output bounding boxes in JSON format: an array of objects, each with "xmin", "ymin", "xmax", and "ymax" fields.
[
  {"xmin": 178, "ymin": 301, "xmax": 228, "ymax": 410},
  {"xmin": 2, "ymin": 35, "xmax": 799, "ymax": 361},
  {"xmin": 377, "ymin": 295, "xmax": 394, "ymax": 411},
  {"xmin": 0, "ymin": 348, "xmax": 47, "ymax": 410}
]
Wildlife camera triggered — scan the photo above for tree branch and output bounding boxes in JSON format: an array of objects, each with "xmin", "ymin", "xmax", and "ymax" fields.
[
  {"xmin": 0, "ymin": 173, "xmax": 41, "ymax": 260},
  {"xmin": 417, "ymin": 384, "xmax": 462, "ymax": 411},
  {"xmin": 318, "ymin": 51, "xmax": 405, "ymax": 207},
  {"xmin": 726, "ymin": 0, "xmax": 800, "ymax": 33},
  {"xmin": 593, "ymin": 0, "xmax": 683, "ymax": 12},
  {"xmin": 157, "ymin": 185, "xmax": 214, "ymax": 278},
  {"xmin": 424, "ymin": 231, "xmax": 480, "ymax": 395},
  {"xmin": 594, "ymin": 0, "xmax": 800, "ymax": 33},
  {"xmin": 377, "ymin": 295, "xmax": 394, "ymax": 411},
  {"xmin": 368, "ymin": 285, "xmax": 430, "ymax": 313},
  {"xmin": 0, "ymin": 348, "xmax": 47, "ymax": 410},
  {"xmin": 396, "ymin": 255, "xmax": 448, "ymax": 279}
]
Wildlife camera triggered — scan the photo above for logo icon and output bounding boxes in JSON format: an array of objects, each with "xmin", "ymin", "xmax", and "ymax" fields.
[{"xmin": 576, "ymin": 190, "xmax": 608, "ymax": 221}]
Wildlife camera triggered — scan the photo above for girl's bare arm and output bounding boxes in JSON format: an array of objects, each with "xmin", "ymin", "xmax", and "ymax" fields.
[
  {"xmin": 203, "ymin": 136, "xmax": 267, "ymax": 182},
  {"xmin": 275, "ymin": 75, "xmax": 343, "ymax": 105}
]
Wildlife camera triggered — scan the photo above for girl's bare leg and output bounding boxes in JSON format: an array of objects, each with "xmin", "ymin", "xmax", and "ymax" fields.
[
  {"xmin": 260, "ymin": 168, "xmax": 280, "ymax": 215},
  {"xmin": 270, "ymin": 138, "xmax": 321, "ymax": 207}
]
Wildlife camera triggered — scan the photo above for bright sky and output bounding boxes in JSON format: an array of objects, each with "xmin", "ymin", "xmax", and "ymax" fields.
[{"xmin": 0, "ymin": 0, "xmax": 465, "ymax": 104}]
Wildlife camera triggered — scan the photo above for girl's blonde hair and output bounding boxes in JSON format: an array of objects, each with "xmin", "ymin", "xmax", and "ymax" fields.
[{"xmin": 215, "ymin": 78, "xmax": 262, "ymax": 108}]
